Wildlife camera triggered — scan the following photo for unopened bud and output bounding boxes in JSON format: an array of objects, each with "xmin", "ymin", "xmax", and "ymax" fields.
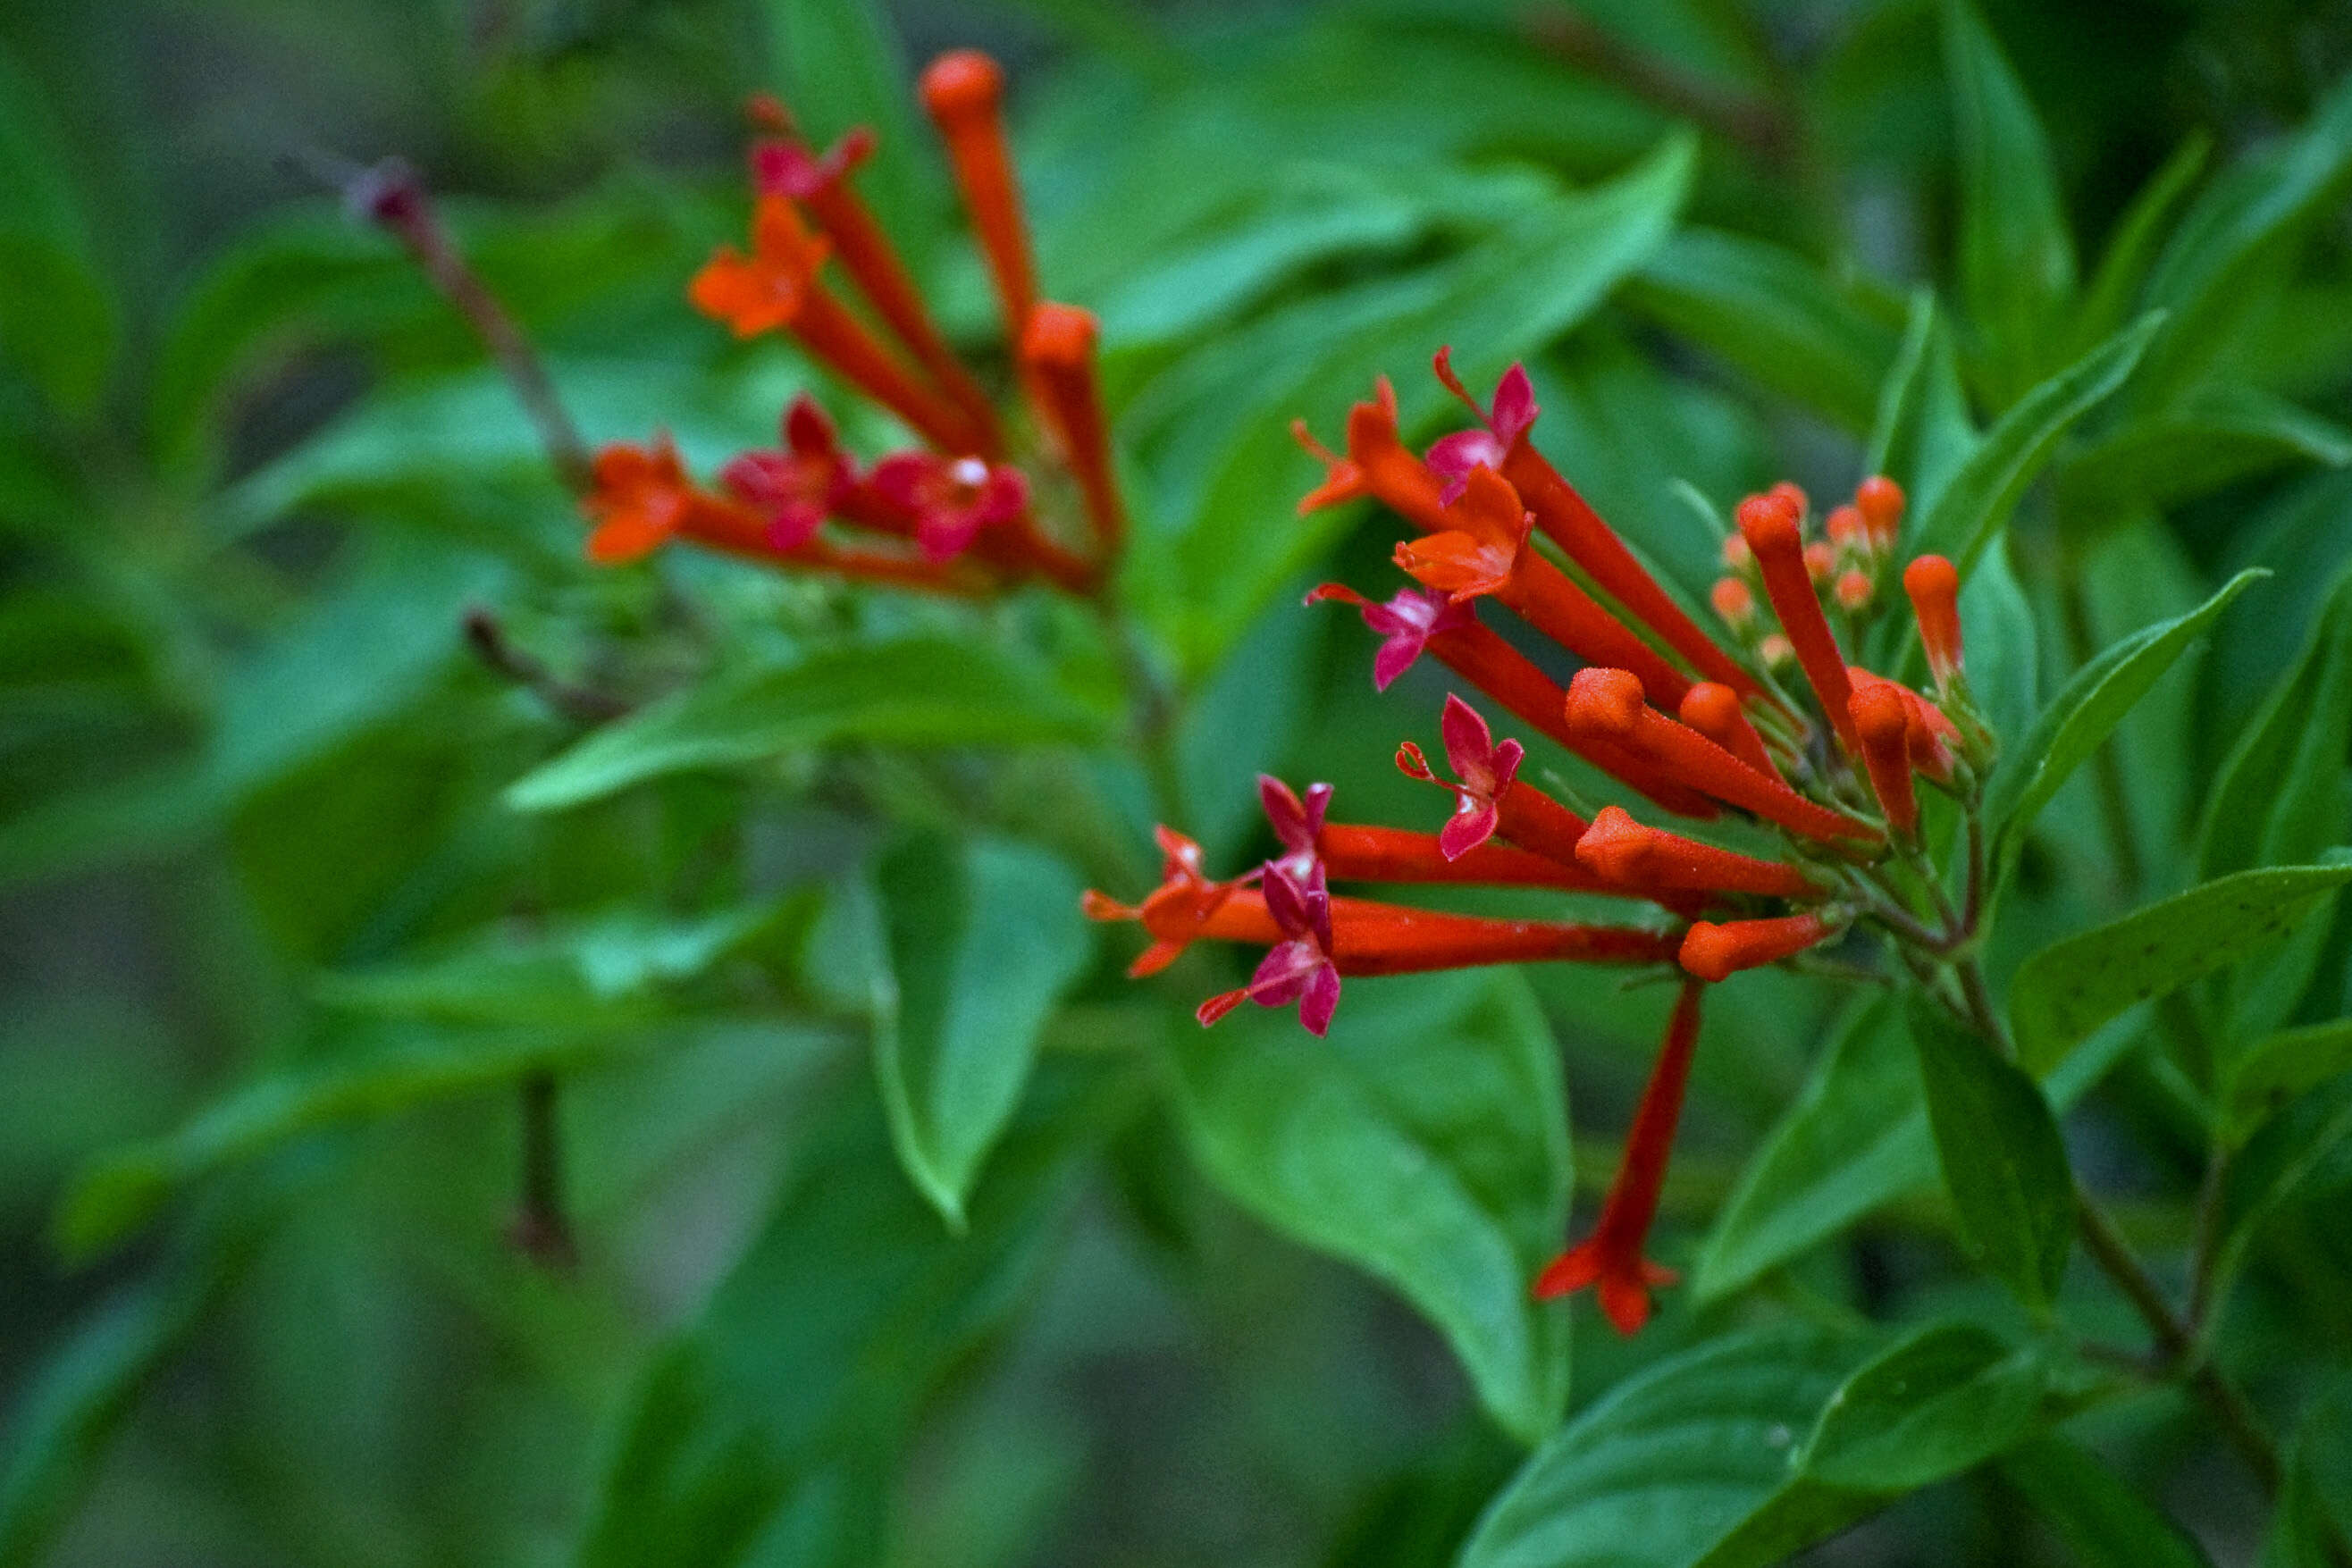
[
  {"xmin": 1825, "ymin": 505, "xmax": 1865, "ymax": 550},
  {"xmin": 1720, "ymin": 532, "xmax": 1753, "ymax": 572},
  {"xmin": 1768, "ymin": 481, "xmax": 1809, "ymax": 521},
  {"xmin": 1834, "ymin": 569, "xmax": 1873, "ymax": 610},
  {"xmin": 1710, "ymin": 576, "xmax": 1755, "ymax": 631},
  {"xmin": 1855, "ymin": 475, "xmax": 1904, "ymax": 550},
  {"xmin": 1903, "ymin": 554, "xmax": 1963, "ymax": 689},
  {"xmin": 1759, "ymin": 633, "xmax": 1794, "ymax": 668},
  {"xmin": 1803, "ymin": 541, "xmax": 1835, "ymax": 583}
]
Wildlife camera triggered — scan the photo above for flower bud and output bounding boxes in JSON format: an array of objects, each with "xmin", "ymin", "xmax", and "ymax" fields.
[
  {"xmin": 1709, "ymin": 576, "xmax": 1755, "ymax": 631},
  {"xmin": 1855, "ymin": 475, "xmax": 1904, "ymax": 550},
  {"xmin": 1834, "ymin": 569, "xmax": 1873, "ymax": 610},
  {"xmin": 1903, "ymin": 554, "xmax": 1963, "ymax": 690}
]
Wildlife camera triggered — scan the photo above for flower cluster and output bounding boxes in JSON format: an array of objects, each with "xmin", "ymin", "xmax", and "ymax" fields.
[
  {"xmin": 1087, "ymin": 352, "xmax": 1987, "ymax": 1333},
  {"xmin": 583, "ymin": 53, "xmax": 1121, "ymax": 596}
]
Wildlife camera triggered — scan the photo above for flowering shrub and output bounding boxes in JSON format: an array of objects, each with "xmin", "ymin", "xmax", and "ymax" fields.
[{"xmin": 7, "ymin": 4, "xmax": 2352, "ymax": 1567}]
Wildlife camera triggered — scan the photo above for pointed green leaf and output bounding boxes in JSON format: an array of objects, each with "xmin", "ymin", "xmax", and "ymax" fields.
[
  {"xmin": 2260, "ymin": 1376, "xmax": 2352, "ymax": 1568},
  {"xmin": 1944, "ymin": 0, "xmax": 2076, "ymax": 400},
  {"xmin": 2061, "ymin": 384, "xmax": 2352, "ymax": 517},
  {"xmin": 2225, "ymin": 1019, "xmax": 2352, "ymax": 1142},
  {"xmin": 0, "ymin": 45, "xmax": 115, "ymax": 415},
  {"xmin": 505, "ymin": 638, "xmax": 1113, "ymax": 812},
  {"xmin": 1911, "ymin": 313, "xmax": 2163, "ymax": 575},
  {"xmin": 2074, "ymin": 133, "xmax": 2211, "ymax": 355},
  {"xmin": 1798, "ymin": 1322, "xmax": 2054, "ymax": 1492},
  {"xmin": 1169, "ymin": 970, "xmax": 1572, "ymax": 1445},
  {"xmin": 2011, "ymin": 863, "xmax": 2352, "ymax": 1074},
  {"xmin": 869, "ymin": 834, "xmax": 1092, "ymax": 1228},
  {"xmin": 2200, "ymin": 569, "xmax": 2352, "ymax": 881},
  {"xmin": 1995, "ymin": 1436, "xmax": 2218, "ymax": 1568},
  {"xmin": 1987, "ymin": 568, "xmax": 2265, "ymax": 893},
  {"xmin": 1909, "ymin": 998, "xmax": 2075, "ymax": 1311}
]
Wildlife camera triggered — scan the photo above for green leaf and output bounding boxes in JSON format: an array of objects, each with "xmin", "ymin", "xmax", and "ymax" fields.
[
  {"xmin": 316, "ymin": 903, "xmax": 785, "ymax": 1026},
  {"xmin": 1944, "ymin": 0, "xmax": 2076, "ymax": 402},
  {"xmin": 869, "ymin": 834, "xmax": 1092, "ymax": 1228},
  {"xmin": 505, "ymin": 637, "xmax": 1113, "ymax": 812},
  {"xmin": 2216, "ymin": 1077, "xmax": 2352, "ymax": 1293},
  {"xmin": 1995, "ymin": 1436, "xmax": 2218, "ymax": 1568},
  {"xmin": 1956, "ymin": 533, "xmax": 2039, "ymax": 747},
  {"xmin": 1909, "ymin": 998, "xmax": 2075, "ymax": 1311},
  {"xmin": 1624, "ymin": 227, "xmax": 1899, "ymax": 432},
  {"xmin": 2224, "ymin": 1019, "xmax": 2352, "ymax": 1142},
  {"xmin": 2137, "ymin": 71, "xmax": 2352, "ymax": 405},
  {"xmin": 2059, "ymin": 384, "xmax": 2352, "ymax": 518},
  {"xmin": 1798, "ymin": 1322, "xmax": 2053, "ymax": 1492},
  {"xmin": 2262, "ymin": 1376, "xmax": 2352, "ymax": 1568},
  {"xmin": 1986, "ymin": 568, "xmax": 2265, "ymax": 893},
  {"xmin": 0, "ymin": 45, "xmax": 115, "ymax": 415},
  {"xmin": 577, "ymin": 1067, "xmax": 1121, "ymax": 1568},
  {"xmin": 1695, "ymin": 1000, "xmax": 2145, "ymax": 1300},
  {"xmin": 0, "ymin": 1245, "xmax": 239, "ymax": 1567},
  {"xmin": 2011, "ymin": 863, "xmax": 2352, "ymax": 1074},
  {"xmin": 1169, "ymin": 970, "xmax": 1572, "ymax": 1445},
  {"xmin": 1456, "ymin": 1327, "xmax": 1869, "ymax": 1568},
  {"xmin": 2073, "ymin": 133, "xmax": 2212, "ymax": 356},
  {"xmin": 1911, "ymin": 313, "xmax": 2163, "ymax": 575},
  {"xmin": 2200, "ymin": 569, "xmax": 2352, "ymax": 881},
  {"xmin": 1864, "ymin": 290, "xmax": 1940, "ymax": 480}
]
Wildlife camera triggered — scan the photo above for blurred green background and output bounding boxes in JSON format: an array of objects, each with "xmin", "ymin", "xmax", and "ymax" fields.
[{"xmin": 4, "ymin": 0, "xmax": 2352, "ymax": 1564}]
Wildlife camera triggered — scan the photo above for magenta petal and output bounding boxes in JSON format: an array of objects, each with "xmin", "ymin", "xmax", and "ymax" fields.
[
  {"xmin": 1489, "ymin": 737, "xmax": 1525, "ymax": 793},
  {"xmin": 1426, "ymin": 428, "xmax": 1502, "ymax": 481},
  {"xmin": 765, "ymin": 501, "xmax": 826, "ymax": 550},
  {"xmin": 783, "ymin": 395, "xmax": 838, "ymax": 456},
  {"xmin": 1261, "ymin": 864, "xmax": 1309, "ymax": 937},
  {"xmin": 1259, "ymin": 776, "xmax": 1311, "ymax": 851},
  {"xmin": 1490, "ymin": 365, "xmax": 1539, "ymax": 444},
  {"xmin": 1438, "ymin": 802, "xmax": 1498, "ymax": 860},
  {"xmin": 1301, "ymin": 782, "xmax": 1332, "ymax": 838},
  {"xmin": 1371, "ymin": 633, "xmax": 1426, "ymax": 692},
  {"xmin": 974, "ymin": 465, "xmax": 1029, "ymax": 527},
  {"xmin": 1298, "ymin": 964, "xmax": 1341, "ymax": 1036},
  {"xmin": 1247, "ymin": 942, "xmax": 1315, "ymax": 1007},
  {"xmin": 1440, "ymin": 695, "xmax": 1495, "ymax": 785}
]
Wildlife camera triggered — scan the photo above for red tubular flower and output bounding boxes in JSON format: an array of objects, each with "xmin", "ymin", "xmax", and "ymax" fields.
[
  {"xmin": 1021, "ymin": 304, "xmax": 1126, "ymax": 558},
  {"xmin": 1566, "ymin": 667, "xmax": 1877, "ymax": 843},
  {"xmin": 1856, "ymin": 474, "xmax": 1905, "ymax": 552},
  {"xmin": 1737, "ymin": 491, "xmax": 1860, "ymax": 757},
  {"xmin": 867, "ymin": 451, "xmax": 1030, "ymax": 563},
  {"xmin": 1575, "ymin": 805, "xmax": 1823, "ymax": 900},
  {"xmin": 1850, "ymin": 667, "xmax": 1960, "ymax": 784},
  {"xmin": 1396, "ymin": 466, "xmax": 1694, "ymax": 708},
  {"xmin": 752, "ymin": 130, "xmax": 1002, "ymax": 453},
  {"xmin": 1903, "ymin": 554, "xmax": 1964, "ymax": 692},
  {"xmin": 1081, "ymin": 827, "xmax": 1276, "ymax": 977},
  {"xmin": 1312, "ymin": 586, "xmax": 1718, "ymax": 818},
  {"xmin": 1850, "ymin": 683, "xmax": 1919, "ymax": 840},
  {"xmin": 691, "ymin": 197, "xmax": 987, "ymax": 455},
  {"xmin": 920, "ymin": 51, "xmax": 1037, "ymax": 340},
  {"xmin": 1679, "ymin": 910, "xmax": 1840, "ymax": 982},
  {"xmin": 1533, "ymin": 978, "xmax": 1705, "ymax": 1334},
  {"xmin": 1318, "ymin": 823, "xmax": 1609, "ymax": 891},
  {"xmin": 1294, "ymin": 379, "xmax": 1452, "ymax": 532},
  {"xmin": 1676, "ymin": 682, "xmax": 1779, "ymax": 781},
  {"xmin": 718, "ymin": 395, "xmax": 854, "ymax": 549}
]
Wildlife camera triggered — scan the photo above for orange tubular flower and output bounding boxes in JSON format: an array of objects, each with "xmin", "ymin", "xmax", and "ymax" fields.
[
  {"xmin": 1850, "ymin": 683, "xmax": 1919, "ymax": 840},
  {"xmin": 1294, "ymin": 378, "xmax": 1452, "ymax": 532},
  {"xmin": 1679, "ymin": 910, "xmax": 1842, "ymax": 982},
  {"xmin": 1904, "ymin": 554, "xmax": 1965, "ymax": 693},
  {"xmin": 1676, "ymin": 682, "xmax": 1779, "ymax": 780},
  {"xmin": 920, "ymin": 51, "xmax": 1036, "ymax": 339},
  {"xmin": 1738, "ymin": 491, "xmax": 1860, "ymax": 756},
  {"xmin": 1575, "ymin": 806, "xmax": 1823, "ymax": 901},
  {"xmin": 1534, "ymin": 978, "xmax": 1705, "ymax": 1335},
  {"xmin": 691, "ymin": 197, "xmax": 988, "ymax": 456},
  {"xmin": 1396, "ymin": 466, "xmax": 1694, "ymax": 707},
  {"xmin": 1021, "ymin": 304, "xmax": 1125, "ymax": 558},
  {"xmin": 1566, "ymin": 668, "xmax": 1878, "ymax": 843}
]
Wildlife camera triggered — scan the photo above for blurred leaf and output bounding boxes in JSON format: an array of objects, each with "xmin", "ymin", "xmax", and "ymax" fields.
[
  {"xmin": 1943, "ymin": 0, "xmax": 2076, "ymax": 402},
  {"xmin": 2215, "ymin": 1077, "xmax": 2352, "ymax": 1301},
  {"xmin": 1911, "ymin": 313, "xmax": 2162, "ymax": 575},
  {"xmin": 1169, "ymin": 970, "xmax": 1572, "ymax": 1446},
  {"xmin": 2011, "ymin": 863, "xmax": 2352, "ymax": 1075},
  {"xmin": 1955, "ymin": 533, "xmax": 2038, "ymax": 746},
  {"xmin": 0, "ymin": 1243, "xmax": 240, "ymax": 1567},
  {"xmin": 1985, "ymin": 568, "xmax": 2264, "ymax": 895},
  {"xmin": 1908, "ymin": 997, "xmax": 2074, "ymax": 1311},
  {"xmin": 2137, "ymin": 71, "xmax": 2352, "ymax": 405},
  {"xmin": 2261, "ymin": 1375, "xmax": 2352, "ymax": 1568},
  {"xmin": 577, "ymin": 1066, "xmax": 1122, "ymax": 1568},
  {"xmin": 1995, "ymin": 1435, "xmax": 2217, "ymax": 1568},
  {"xmin": 2199, "ymin": 569, "xmax": 2352, "ymax": 881},
  {"xmin": 2225, "ymin": 1019, "xmax": 2352, "ymax": 1143},
  {"xmin": 870, "ymin": 833, "xmax": 1092, "ymax": 1228},
  {"xmin": 1623, "ymin": 227, "xmax": 1898, "ymax": 431},
  {"xmin": 1696, "ymin": 1000, "xmax": 2144, "ymax": 1300},
  {"xmin": 1456, "ymin": 1326, "xmax": 1866, "ymax": 1568},
  {"xmin": 2073, "ymin": 134, "xmax": 2211, "ymax": 356},
  {"xmin": 2059, "ymin": 383, "xmax": 2352, "ymax": 517},
  {"xmin": 316, "ymin": 902, "xmax": 787, "ymax": 1026},
  {"xmin": 1174, "ymin": 591, "xmax": 1320, "ymax": 861},
  {"xmin": 0, "ymin": 45, "xmax": 115, "ymax": 415},
  {"xmin": 506, "ymin": 637, "xmax": 1113, "ymax": 812},
  {"xmin": 1126, "ymin": 134, "xmax": 1693, "ymax": 673}
]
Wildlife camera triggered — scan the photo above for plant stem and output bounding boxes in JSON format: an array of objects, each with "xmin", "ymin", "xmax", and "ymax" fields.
[{"xmin": 508, "ymin": 1070, "xmax": 578, "ymax": 1270}]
